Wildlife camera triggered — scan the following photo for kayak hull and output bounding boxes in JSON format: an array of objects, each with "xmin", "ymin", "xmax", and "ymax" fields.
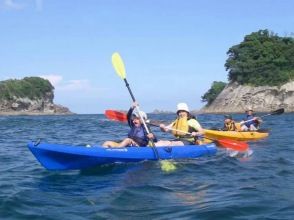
[
  {"xmin": 204, "ymin": 129, "xmax": 269, "ymax": 141},
  {"xmin": 27, "ymin": 142, "xmax": 217, "ymax": 170}
]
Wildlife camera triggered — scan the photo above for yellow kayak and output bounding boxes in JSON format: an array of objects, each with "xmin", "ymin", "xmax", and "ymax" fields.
[{"xmin": 204, "ymin": 129, "xmax": 269, "ymax": 141}]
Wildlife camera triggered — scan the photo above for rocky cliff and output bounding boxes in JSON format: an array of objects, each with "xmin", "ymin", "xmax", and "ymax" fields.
[
  {"xmin": 0, "ymin": 95, "xmax": 73, "ymax": 115},
  {"xmin": 0, "ymin": 77, "xmax": 73, "ymax": 115},
  {"xmin": 201, "ymin": 81, "xmax": 294, "ymax": 113}
]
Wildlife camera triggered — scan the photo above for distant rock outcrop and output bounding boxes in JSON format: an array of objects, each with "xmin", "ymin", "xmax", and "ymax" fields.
[
  {"xmin": 0, "ymin": 96, "xmax": 72, "ymax": 115},
  {"xmin": 151, "ymin": 109, "xmax": 174, "ymax": 114},
  {"xmin": 201, "ymin": 81, "xmax": 294, "ymax": 113},
  {"xmin": 0, "ymin": 77, "xmax": 73, "ymax": 115}
]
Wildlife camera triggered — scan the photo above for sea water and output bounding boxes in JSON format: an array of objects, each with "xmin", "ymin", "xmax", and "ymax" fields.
[{"xmin": 0, "ymin": 113, "xmax": 293, "ymax": 219}]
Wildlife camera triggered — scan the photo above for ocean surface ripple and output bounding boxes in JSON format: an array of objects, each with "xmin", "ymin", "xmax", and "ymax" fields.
[{"xmin": 0, "ymin": 113, "xmax": 293, "ymax": 219}]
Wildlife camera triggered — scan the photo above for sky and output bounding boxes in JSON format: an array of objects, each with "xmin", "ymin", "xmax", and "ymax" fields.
[{"xmin": 0, "ymin": 0, "xmax": 293, "ymax": 114}]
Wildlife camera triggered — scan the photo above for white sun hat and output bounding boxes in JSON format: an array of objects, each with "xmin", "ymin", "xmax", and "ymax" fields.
[
  {"xmin": 177, "ymin": 103, "xmax": 189, "ymax": 113},
  {"xmin": 132, "ymin": 110, "xmax": 147, "ymax": 120}
]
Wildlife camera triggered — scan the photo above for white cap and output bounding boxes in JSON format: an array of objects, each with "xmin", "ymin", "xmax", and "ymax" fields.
[
  {"xmin": 245, "ymin": 107, "xmax": 253, "ymax": 112},
  {"xmin": 177, "ymin": 103, "xmax": 189, "ymax": 113},
  {"xmin": 132, "ymin": 110, "xmax": 147, "ymax": 120}
]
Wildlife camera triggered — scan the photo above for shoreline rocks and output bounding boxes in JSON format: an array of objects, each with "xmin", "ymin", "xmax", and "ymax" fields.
[
  {"xmin": 0, "ymin": 96, "xmax": 73, "ymax": 115},
  {"xmin": 200, "ymin": 81, "xmax": 294, "ymax": 113},
  {"xmin": 0, "ymin": 78, "xmax": 73, "ymax": 116}
]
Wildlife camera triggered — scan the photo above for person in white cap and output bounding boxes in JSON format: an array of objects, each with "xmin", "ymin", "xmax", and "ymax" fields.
[
  {"xmin": 103, "ymin": 102, "xmax": 156, "ymax": 147},
  {"xmin": 240, "ymin": 108, "xmax": 262, "ymax": 131},
  {"xmin": 155, "ymin": 103, "xmax": 204, "ymax": 146}
]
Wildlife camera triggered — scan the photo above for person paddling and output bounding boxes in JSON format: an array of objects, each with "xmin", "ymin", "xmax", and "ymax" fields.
[
  {"xmin": 240, "ymin": 108, "xmax": 262, "ymax": 131},
  {"xmin": 102, "ymin": 102, "xmax": 156, "ymax": 148},
  {"xmin": 155, "ymin": 103, "xmax": 204, "ymax": 146},
  {"xmin": 223, "ymin": 114, "xmax": 237, "ymax": 131}
]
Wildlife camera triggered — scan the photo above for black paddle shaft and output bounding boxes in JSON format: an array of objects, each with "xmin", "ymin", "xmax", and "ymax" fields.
[
  {"xmin": 124, "ymin": 79, "xmax": 136, "ymax": 102},
  {"xmin": 261, "ymin": 108, "xmax": 285, "ymax": 118}
]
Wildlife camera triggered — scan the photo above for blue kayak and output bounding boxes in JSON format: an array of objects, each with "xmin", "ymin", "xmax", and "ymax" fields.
[{"xmin": 27, "ymin": 141, "xmax": 217, "ymax": 170}]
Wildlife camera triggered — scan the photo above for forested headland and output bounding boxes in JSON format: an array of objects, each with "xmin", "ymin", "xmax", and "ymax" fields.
[
  {"xmin": 202, "ymin": 29, "xmax": 294, "ymax": 106},
  {"xmin": 0, "ymin": 77, "xmax": 72, "ymax": 115},
  {"xmin": 0, "ymin": 77, "xmax": 54, "ymax": 101}
]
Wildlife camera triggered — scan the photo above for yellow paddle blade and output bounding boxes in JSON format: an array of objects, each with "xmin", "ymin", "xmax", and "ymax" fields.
[
  {"xmin": 160, "ymin": 160, "xmax": 176, "ymax": 172},
  {"xmin": 111, "ymin": 52, "xmax": 126, "ymax": 79}
]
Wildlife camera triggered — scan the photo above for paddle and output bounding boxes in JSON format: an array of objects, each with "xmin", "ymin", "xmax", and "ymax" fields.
[
  {"xmin": 111, "ymin": 52, "xmax": 174, "ymax": 170},
  {"xmin": 260, "ymin": 108, "xmax": 284, "ymax": 117},
  {"xmin": 240, "ymin": 108, "xmax": 285, "ymax": 124},
  {"xmin": 105, "ymin": 109, "xmax": 249, "ymax": 152},
  {"xmin": 147, "ymin": 122, "xmax": 248, "ymax": 152},
  {"xmin": 105, "ymin": 109, "xmax": 127, "ymax": 122}
]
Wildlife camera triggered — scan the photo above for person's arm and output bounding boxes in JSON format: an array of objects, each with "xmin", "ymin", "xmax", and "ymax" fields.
[
  {"xmin": 223, "ymin": 123, "xmax": 228, "ymax": 131},
  {"xmin": 127, "ymin": 106, "xmax": 135, "ymax": 127},
  {"xmin": 189, "ymin": 119, "xmax": 204, "ymax": 136},
  {"xmin": 147, "ymin": 133, "xmax": 157, "ymax": 142},
  {"xmin": 232, "ymin": 121, "xmax": 237, "ymax": 131},
  {"xmin": 240, "ymin": 115, "xmax": 249, "ymax": 125},
  {"xmin": 159, "ymin": 122, "xmax": 174, "ymax": 132},
  {"xmin": 127, "ymin": 102, "xmax": 140, "ymax": 127},
  {"xmin": 255, "ymin": 117, "xmax": 262, "ymax": 123}
]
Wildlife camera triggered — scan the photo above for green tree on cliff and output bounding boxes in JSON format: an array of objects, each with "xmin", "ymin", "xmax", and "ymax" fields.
[
  {"xmin": 225, "ymin": 29, "xmax": 294, "ymax": 86},
  {"xmin": 0, "ymin": 77, "xmax": 54, "ymax": 100},
  {"xmin": 201, "ymin": 81, "xmax": 227, "ymax": 105},
  {"xmin": 202, "ymin": 29, "xmax": 294, "ymax": 106}
]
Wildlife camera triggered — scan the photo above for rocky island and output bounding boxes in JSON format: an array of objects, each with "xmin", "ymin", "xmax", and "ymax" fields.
[
  {"xmin": 0, "ymin": 77, "xmax": 73, "ymax": 115},
  {"xmin": 200, "ymin": 29, "xmax": 294, "ymax": 113},
  {"xmin": 201, "ymin": 81, "xmax": 294, "ymax": 113}
]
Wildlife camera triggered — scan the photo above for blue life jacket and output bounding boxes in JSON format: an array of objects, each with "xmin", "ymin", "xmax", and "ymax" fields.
[
  {"xmin": 244, "ymin": 115, "xmax": 258, "ymax": 128},
  {"xmin": 126, "ymin": 107, "xmax": 155, "ymax": 146},
  {"xmin": 128, "ymin": 126, "xmax": 148, "ymax": 146}
]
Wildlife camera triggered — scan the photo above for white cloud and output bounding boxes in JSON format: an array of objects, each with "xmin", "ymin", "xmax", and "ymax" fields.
[
  {"xmin": 59, "ymin": 79, "xmax": 93, "ymax": 91},
  {"xmin": 2, "ymin": 75, "xmax": 99, "ymax": 93},
  {"xmin": 39, "ymin": 74, "xmax": 102, "ymax": 92},
  {"xmin": 1, "ymin": 0, "xmax": 43, "ymax": 11},
  {"xmin": 3, "ymin": 0, "xmax": 24, "ymax": 10},
  {"xmin": 40, "ymin": 74, "xmax": 63, "ymax": 87}
]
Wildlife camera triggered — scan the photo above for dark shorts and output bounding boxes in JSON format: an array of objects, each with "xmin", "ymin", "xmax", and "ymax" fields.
[{"xmin": 131, "ymin": 138, "xmax": 148, "ymax": 147}]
